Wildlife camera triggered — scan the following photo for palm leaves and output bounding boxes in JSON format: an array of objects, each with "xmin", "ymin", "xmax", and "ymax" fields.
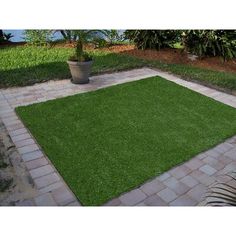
[
  {"xmin": 69, "ymin": 30, "xmax": 106, "ymax": 62},
  {"xmin": 205, "ymin": 171, "xmax": 236, "ymax": 206}
]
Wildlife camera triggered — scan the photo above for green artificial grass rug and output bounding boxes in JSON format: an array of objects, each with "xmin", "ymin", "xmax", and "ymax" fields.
[{"xmin": 16, "ymin": 76, "xmax": 236, "ymax": 205}]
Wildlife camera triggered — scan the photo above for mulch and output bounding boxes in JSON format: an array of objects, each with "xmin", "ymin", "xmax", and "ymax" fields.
[{"xmin": 98, "ymin": 45, "xmax": 236, "ymax": 74}]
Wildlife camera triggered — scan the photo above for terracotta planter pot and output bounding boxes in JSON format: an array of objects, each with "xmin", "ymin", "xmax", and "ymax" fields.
[{"xmin": 67, "ymin": 60, "xmax": 93, "ymax": 84}]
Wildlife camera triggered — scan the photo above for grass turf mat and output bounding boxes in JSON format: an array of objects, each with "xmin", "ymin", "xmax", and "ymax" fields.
[{"xmin": 16, "ymin": 76, "xmax": 236, "ymax": 205}]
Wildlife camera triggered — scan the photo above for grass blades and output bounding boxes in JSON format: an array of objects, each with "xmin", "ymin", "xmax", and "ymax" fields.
[
  {"xmin": 16, "ymin": 76, "xmax": 236, "ymax": 205},
  {"xmin": 0, "ymin": 46, "xmax": 145, "ymax": 87},
  {"xmin": 1, "ymin": 46, "xmax": 236, "ymax": 91}
]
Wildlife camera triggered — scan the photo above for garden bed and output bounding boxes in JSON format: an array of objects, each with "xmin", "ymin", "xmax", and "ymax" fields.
[
  {"xmin": 120, "ymin": 47, "xmax": 236, "ymax": 74},
  {"xmin": 16, "ymin": 76, "xmax": 236, "ymax": 205}
]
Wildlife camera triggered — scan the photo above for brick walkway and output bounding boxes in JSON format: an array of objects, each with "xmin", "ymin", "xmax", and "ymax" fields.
[{"xmin": 0, "ymin": 68, "xmax": 236, "ymax": 206}]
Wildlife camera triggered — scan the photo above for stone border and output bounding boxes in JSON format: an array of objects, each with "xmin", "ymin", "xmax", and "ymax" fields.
[{"xmin": 0, "ymin": 68, "xmax": 236, "ymax": 206}]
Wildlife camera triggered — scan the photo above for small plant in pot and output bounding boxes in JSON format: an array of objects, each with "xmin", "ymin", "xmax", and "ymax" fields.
[{"xmin": 67, "ymin": 30, "xmax": 100, "ymax": 84}]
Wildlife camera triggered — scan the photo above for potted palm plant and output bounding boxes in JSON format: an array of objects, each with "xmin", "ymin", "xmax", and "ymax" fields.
[{"xmin": 67, "ymin": 30, "xmax": 100, "ymax": 84}]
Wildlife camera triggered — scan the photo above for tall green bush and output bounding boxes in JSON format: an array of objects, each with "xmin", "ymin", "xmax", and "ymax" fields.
[
  {"xmin": 183, "ymin": 30, "xmax": 236, "ymax": 60},
  {"xmin": 24, "ymin": 30, "xmax": 53, "ymax": 46},
  {"xmin": 124, "ymin": 30, "xmax": 180, "ymax": 50},
  {"xmin": 103, "ymin": 30, "xmax": 124, "ymax": 45}
]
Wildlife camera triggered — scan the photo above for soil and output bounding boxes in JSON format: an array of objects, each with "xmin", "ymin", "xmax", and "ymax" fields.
[
  {"xmin": 0, "ymin": 41, "xmax": 26, "ymax": 47},
  {"xmin": 83, "ymin": 44, "xmax": 236, "ymax": 74},
  {"xmin": 102, "ymin": 45, "xmax": 236, "ymax": 74},
  {"xmin": 0, "ymin": 121, "xmax": 37, "ymax": 206}
]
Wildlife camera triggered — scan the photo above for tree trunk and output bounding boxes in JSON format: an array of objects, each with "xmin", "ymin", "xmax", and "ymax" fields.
[
  {"xmin": 60, "ymin": 30, "xmax": 74, "ymax": 43},
  {"xmin": 0, "ymin": 30, "xmax": 4, "ymax": 38}
]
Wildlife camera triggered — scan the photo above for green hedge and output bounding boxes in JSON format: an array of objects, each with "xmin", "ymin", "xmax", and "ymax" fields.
[
  {"xmin": 125, "ymin": 30, "xmax": 236, "ymax": 60},
  {"xmin": 124, "ymin": 30, "xmax": 180, "ymax": 50},
  {"xmin": 183, "ymin": 30, "xmax": 236, "ymax": 60}
]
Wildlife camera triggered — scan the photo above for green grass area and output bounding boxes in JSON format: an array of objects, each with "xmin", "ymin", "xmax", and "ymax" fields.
[
  {"xmin": 0, "ymin": 46, "xmax": 145, "ymax": 87},
  {"xmin": 150, "ymin": 61, "xmax": 236, "ymax": 91},
  {"xmin": 16, "ymin": 76, "xmax": 236, "ymax": 205},
  {"xmin": 1, "ymin": 45, "xmax": 236, "ymax": 91}
]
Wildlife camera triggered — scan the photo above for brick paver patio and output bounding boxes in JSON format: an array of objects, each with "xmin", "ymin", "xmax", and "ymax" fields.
[{"xmin": 0, "ymin": 67, "xmax": 236, "ymax": 206}]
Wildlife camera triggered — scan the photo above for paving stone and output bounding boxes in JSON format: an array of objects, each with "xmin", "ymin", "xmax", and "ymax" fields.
[
  {"xmin": 158, "ymin": 172, "xmax": 171, "ymax": 181},
  {"xmin": 202, "ymin": 156, "xmax": 218, "ymax": 165},
  {"xmin": 136, "ymin": 202, "xmax": 147, "ymax": 206},
  {"xmin": 169, "ymin": 195, "xmax": 198, "ymax": 206},
  {"xmin": 140, "ymin": 179, "xmax": 165, "ymax": 196},
  {"xmin": 190, "ymin": 169, "xmax": 216, "ymax": 186},
  {"xmin": 25, "ymin": 157, "xmax": 48, "ymax": 170},
  {"xmin": 34, "ymin": 193, "xmax": 57, "ymax": 206},
  {"xmin": 215, "ymin": 174, "xmax": 234, "ymax": 184},
  {"xmin": 143, "ymin": 194, "xmax": 168, "ymax": 206},
  {"xmin": 194, "ymin": 153, "xmax": 208, "ymax": 160},
  {"xmin": 34, "ymin": 173, "xmax": 60, "ymax": 189},
  {"xmin": 218, "ymin": 162, "xmax": 236, "ymax": 175},
  {"xmin": 187, "ymin": 184, "xmax": 207, "ymax": 202},
  {"xmin": 51, "ymin": 186, "xmax": 76, "ymax": 206},
  {"xmin": 212, "ymin": 161, "xmax": 226, "ymax": 171},
  {"xmin": 199, "ymin": 164, "xmax": 217, "ymax": 176},
  {"xmin": 217, "ymin": 155, "xmax": 233, "ymax": 165},
  {"xmin": 9, "ymin": 128, "xmax": 27, "ymax": 137},
  {"xmin": 202, "ymin": 156, "xmax": 225, "ymax": 171},
  {"xmin": 119, "ymin": 189, "xmax": 147, "ymax": 206},
  {"xmin": 2, "ymin": 116, "xmax": 18, "ymax": 123},
  {"xmin": 224, "ymin": 147, "xmax": 236, "ymax": 161},
  {"xmin": 11, "ymin": 133, "xmax": 31, "ymax": 142},
  {"xmin": 185, "ymin": 158, "xmax": 204, "ymax": 170},
  {"xmin": 0, "ymin": 108, "xmax": 13, "ymax": 116},
  {"xmin": 67, "ymin": 201, "xmax": 81, "ymax": 206},
  {"xmin": 14, "ymin": 138, "xmax": 35, "ymax": 148},
  {"xmin": 163, "ymin": 176, "xmax": 178, "ymax": 186},
  {"xmin": 15, "ymin": 199, "xmax": 35, "ymax": 206},
  {"xmin": 29, "ymin": 165, "xmax": 54, "ymax": 179},
  {"xmin": 3, "ymin": 119, "xmax": 21, "ymax": 126},
  {"xmin": 0, "ymin": 111, "xmax": 15, "ymax": 118},
  {"xmin": 214, "ymin": 143, "xmax": 234, "ymax": 154},
  {"xmin": 204, "ymin": 149, "xmax": 221, "ymax": 158},
  {"xmin": 163, "ymin": 177, "xmax": 190, "ymax": 195},
  {"xmin": 169, "ymin": 165, "xmax": 192, "ymax": 179},
  {"xmin": 38, "ymin": 181, "xmax": 64, "ymax": 194},
  {"xmin": 226, "ymin": 136, "xmax": 236, "ymax": 144},
  {"xmin": 157, "ymin": 188, "xmax": 178, "ymax": 203},
  {"xmin": 18, "ymin": 144, "xmax": 39, "ymax": 155},
  {"xmin": 104, "ymin": 198, "xmax": 122, "ymax": 206},
  {"xmin": 21, "ymin": 150, "xmax": 44, "ymax": 162},
  {"xmin": 180, "ymin": 175, "xmax": 199, "ymax": 188},
  {"xmin": 6, "ymin": 123, "xmax": 25, "ymax": 132}
]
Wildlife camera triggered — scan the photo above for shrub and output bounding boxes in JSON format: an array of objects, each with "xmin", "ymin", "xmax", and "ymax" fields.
[
  {"xmin": 56, "ymin": 30, "xmax": 112, "ymax": 48},
  {"xmin": 103, "ymin": 30, "xmax": 124, "ymax": 45},
  {"xmin": 124, "ymin": 30, "xmax": 180, "ymax": 50},
  {"xmin": 183, "ymin": 30, "xmax": 236, "ymax": 60},
  {"xmin": 68, "ymin": 30, "xmax": 105, "ymax": 62},
  {"xmin": 0, "ymin": 30, "xmax": 13, "ymax": 43},
  {"xmin": 24, "ymin": 30, "xmax": 54, "ymax": 46},
  {"xmin": 90, "ymin": 30, "xmax": 124, "ymax": 48}
]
